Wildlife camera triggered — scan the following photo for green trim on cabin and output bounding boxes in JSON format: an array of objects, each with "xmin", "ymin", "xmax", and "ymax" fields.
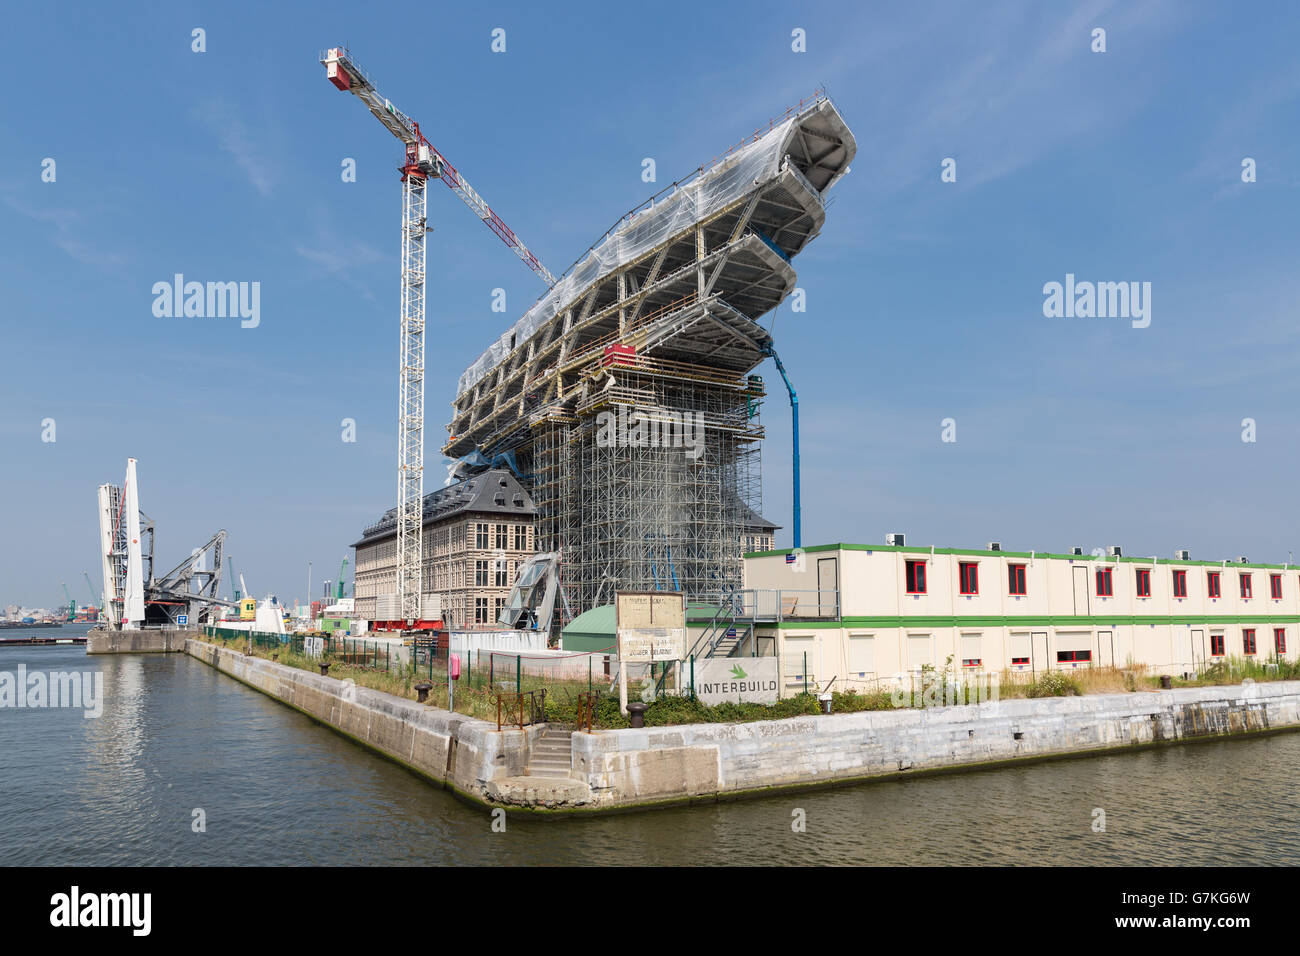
[
  {"xmin": 765, "ymin": 613, "xmax": 1300, "ymax": 630},
  {"xmin": 743, "ymin": 542, "xmax": 1299, "ymax": 571}
]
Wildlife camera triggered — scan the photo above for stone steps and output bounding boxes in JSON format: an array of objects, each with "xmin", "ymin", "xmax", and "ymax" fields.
[{"xmin": 525, "ymin": 729, "xmax": 574, "ymax": 779}]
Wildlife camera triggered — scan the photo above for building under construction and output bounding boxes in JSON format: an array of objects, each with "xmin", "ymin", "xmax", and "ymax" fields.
[{"xmin": 443, "ymin": 95, "xmax": 856, "ymax": 613}]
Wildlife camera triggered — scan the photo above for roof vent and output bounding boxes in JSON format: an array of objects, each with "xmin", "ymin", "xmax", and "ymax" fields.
[
  {"xmin": 1175, "ymin": 549, "xmax": 1190, "ymax": 561},
  {"xmin": 987, "ymin": 542, "xmax": 1001, "ymax": 552},
  {"xmin": 1107, "ymin": 546, "xmax": 1123, "ymax": 558},
  {"xmin": 885, "ymin": 532, "xmax": 905, "ymax": 547},
  {"xmin": 1071, "ymin": 546, "xmax": 1084, "ymax": 556}
]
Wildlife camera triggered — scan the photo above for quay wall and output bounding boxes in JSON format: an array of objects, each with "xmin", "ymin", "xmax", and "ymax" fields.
[{"xmin": 85, "ymin": 635, "xmax": 1300, "ymax": 813}]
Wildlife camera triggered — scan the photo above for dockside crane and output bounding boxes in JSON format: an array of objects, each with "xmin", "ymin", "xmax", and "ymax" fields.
[
  {"xmin": 320, "ymin": 46, "xmax": 555, "ymax": 630},
  {"xmin": 337, "ymin": 556, "xmax": 349, "ymax": 600},
  {"xmin": 61, "ymin": 582, "xmax": 75, "ymax": 620}
]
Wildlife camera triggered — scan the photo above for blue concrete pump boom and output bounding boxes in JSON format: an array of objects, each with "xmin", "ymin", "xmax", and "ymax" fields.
[{"xmin": 762, "ymin": 345, "xmax": 800, "ymax": 549}]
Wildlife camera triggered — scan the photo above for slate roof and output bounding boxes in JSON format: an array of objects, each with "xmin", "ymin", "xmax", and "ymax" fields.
[{"xmin": 353, "ymin": 469, "xmax": 536, "ymax": 546}]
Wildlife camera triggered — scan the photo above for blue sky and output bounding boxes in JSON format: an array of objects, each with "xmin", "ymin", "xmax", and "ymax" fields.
[{"xmin": 2, "ymin": 1, "xmax": 1298, "ymax": 610}]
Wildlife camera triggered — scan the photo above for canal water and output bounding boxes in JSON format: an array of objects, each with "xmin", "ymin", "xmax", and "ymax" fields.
[{"xmin": 3, "ymin": 637, "xmax": 1298, "ymax": 865}]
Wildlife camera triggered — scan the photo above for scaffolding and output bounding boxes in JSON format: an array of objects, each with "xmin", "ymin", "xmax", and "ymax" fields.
[{"xmin": 442, "ymin": 96, "xmax": 856, "ymax": 620}]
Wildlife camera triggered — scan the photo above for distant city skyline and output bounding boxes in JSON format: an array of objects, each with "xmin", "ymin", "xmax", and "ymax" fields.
[{"xmin": 3, "ymin": 1, "xmax": 1299, "ymax": 609}]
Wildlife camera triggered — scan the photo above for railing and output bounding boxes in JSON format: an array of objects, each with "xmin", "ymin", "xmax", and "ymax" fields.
[
  {"xmin": 732, "ymin": 589, "xmax": 840, "ymax": 622},
  {"xmin": 496, "ymin": 689, "xmax": 547, "ymax": 731},
  {"xmin": 576, "ymin": 692, "xmax": 597, "ymax": 733}
]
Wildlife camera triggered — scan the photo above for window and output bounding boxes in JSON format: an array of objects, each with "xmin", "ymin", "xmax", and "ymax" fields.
[
  {"xmin": 1172, "ymin": 569, "xmax": 1187, "ymax": 599},
  {"xmin": 1242, "ymin": 628, "xmax": 1257, "ymax": 655},
  {"xmin": 1210, "ymin": 633, "xmax": 1225, "ymax": 656},
  {"xmin": 960, "ymin": 633, "xmax": 981, "ymax": 668},
  {"xmin": 1008, "ymin": 563, "xmax": 1027, "ymax": 596},
  {"xmin": 474, "ymin": 597, "xmax": 488, "ymax": 624},
  {"xmin": 494, "ymin": 562, "xmax": 509, "ymax": 587},
  {"xmin": 1010, "ymin": 633, "xmax": 1030, "ymax": 666},
  {"xmin": 1240, "ymin": 573, "xmax": 1252, "ymax": 599},
  {"xmin": 514, "ymin": 525, "xmax": 528, "ymax": 551},
  {"xmin": 1207, "ymin": 571, "xmax": 1221, "ymax": 599},
  {"xmin": 1135, "ymin": 568, "xmax": 1151, "ymax": 598},
  {"xmin": 1095, "ymin": 567, "xmax": 1113, "ymax": 597},
  {"xmin": 475, "ymin": 523, "xmax": 489, "ymax": 549},
  {"xmin": 1057, "ymin": 649, "xmax": 1092, "ymax": 663},
  {"xmin": 1270, "ymin": 574, "xmax": 1282, "ymax": 599},
  {"xmin": 494, "ymin": 597, "xmax": 505, "ymax": 620},
  {"xmin": 495, "ymin": 524, "xmax": 508, "ymax": 550},
  {"xmin": 905, "ymin": 559, "xmax": 927, "ymax": 594},
  {"xmin": 1275, "ymin": 628, "xmax": 1287, "ymax": 655},
  {"xmin": 474, "ymin": 560, "xmax": 488, "ymax": 587},
  {"xmin": 959, "ymin": 562, "xmax": 979, "ymax": 595}
]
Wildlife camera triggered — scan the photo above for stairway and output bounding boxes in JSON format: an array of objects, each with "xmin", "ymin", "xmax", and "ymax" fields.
[{"xmin": 525, "ymin": 727, "xmax": 573, "ymax": 779}]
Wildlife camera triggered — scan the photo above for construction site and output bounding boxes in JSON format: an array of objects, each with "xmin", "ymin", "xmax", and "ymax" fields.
[{"xmin": 322, "ymin": 45, "xmax": 856, "ymax": 636}]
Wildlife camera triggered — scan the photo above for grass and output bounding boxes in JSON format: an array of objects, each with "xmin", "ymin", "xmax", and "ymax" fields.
[
  {"xmin": 197, "ymin": 632, "xmax": 1300, "ymax": 729},
  {"xmin": 195, "ymin": 632, "xmax": 596, "ymax": 722}
]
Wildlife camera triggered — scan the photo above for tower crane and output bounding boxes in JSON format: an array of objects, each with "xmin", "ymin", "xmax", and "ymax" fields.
[
  {"xmin": 321, "ymin": 46, "xmax": 555, "ymax": 629},
  {"xmin": 337, "ymin": 556, "xmax": 349, "ymax": 600}
]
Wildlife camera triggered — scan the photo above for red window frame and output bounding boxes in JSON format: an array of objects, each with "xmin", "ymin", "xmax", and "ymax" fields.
[
  {"xmin": 1270, "ymin": 573, "xmax": 1282, "ymax": 599},
  {"xmin": 958, "ymin": 561, "xmax": 979, "ymax": 595},
  {"xmin": 1011, "ymin": 656, "xmax": 1029, "ymax": 665},
  {"xmin": 905, "ymin": 559, "xmax": 927, "ymax": 594},
  {"xmin": 1135, "ymin": 568, "xmax": 1151, "ymax": 598},
  {"xmin": 1172, "ymin": 569, "xmax": 1187, "ymax": 599},
  {"xmin": 961, "ymin": 658, "xmax": 982, "ymax": 668},
  {"xmin": 1056, "ymin": 649, "xmax": 1092, "ymax": 663},
  {"xmin": 1242, "ymin": 628, "xmax": 1257, "ymax": 655},
  {"xmin": 1275, "ymin": 628, "xmax": 1287, "ymax": 655},
  {"xmin": 1207, "ymin": 571, "xmax": 1221, "ymax": 599},
  {"xmin": 1240, "ymin": 573, "xmax": 1252, "ymax": 599},
  {"xmin": 1210, "ymin": 633, "xmax": 1225, "ymax": 656},
  {"xmin": 1008, "ymin": 563, "xmax": 1027, "ymax": 596},
  {"xmin": 1095, "ymin": 567, "xmax": 1113, "ymax": 597}
]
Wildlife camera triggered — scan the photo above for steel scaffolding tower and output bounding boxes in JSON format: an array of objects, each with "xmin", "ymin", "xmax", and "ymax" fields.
[{"xmin": 445, "ymin": 95, "xmax": 855, "ymax": 620}]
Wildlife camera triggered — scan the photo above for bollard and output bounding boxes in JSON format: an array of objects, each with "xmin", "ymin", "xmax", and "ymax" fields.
[
  {"xmin": 415, "ymin": 681, "xmax": 432, "ymax": 704},
  {"xmin": 627, "ymin": 702, "xmax": 648, "ymax": 728},
  {"xmin": 1160, "ymin": 675, "xmax": 1172, "ymax": 689},
  {"xmin": 819, "ymin": 693, "xmax": 833, "ymax": 714},
  {"xmin": 272, "ymin": 653, "xmax": 279, "ymax": 661},
  {"xmin": 319, "ymin": 662, "xmax": 330, "ymax": 676}
]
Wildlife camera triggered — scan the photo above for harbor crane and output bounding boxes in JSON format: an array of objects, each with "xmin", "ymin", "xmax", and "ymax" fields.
[
  {"xmin": 321, "ymin": 46, "xmax": 555, "ymax": 629},
  {"xmin": 61, "ymin": 582, "xmax": 75, "ymax": 620}
]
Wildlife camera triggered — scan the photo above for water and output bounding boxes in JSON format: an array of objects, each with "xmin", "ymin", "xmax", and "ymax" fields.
[{"xmin": 2, "ymin": 641, "xmax": 1298, "ymax": 865}]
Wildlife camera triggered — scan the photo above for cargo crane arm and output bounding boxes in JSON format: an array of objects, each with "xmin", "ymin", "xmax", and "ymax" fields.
[{"xmin": 321, "ymin": 47, "xmax": 556, "ymax": 287}]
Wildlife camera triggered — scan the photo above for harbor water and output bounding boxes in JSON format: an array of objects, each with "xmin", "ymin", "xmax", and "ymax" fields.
[{"xmin": 2, "ymin": 634, "xmax": 1298, "ymax": 865}]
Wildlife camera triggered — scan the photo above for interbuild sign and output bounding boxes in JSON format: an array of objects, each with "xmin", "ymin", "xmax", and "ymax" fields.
[{"xmin": 694, "ymin": 658, "xmax": 779, "ymax": 706}]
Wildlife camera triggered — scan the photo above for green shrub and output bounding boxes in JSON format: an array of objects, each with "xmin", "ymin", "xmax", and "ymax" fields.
[{"xmin": 1027, "ymin": 671, "xmax": 1081, "ymax": 698}]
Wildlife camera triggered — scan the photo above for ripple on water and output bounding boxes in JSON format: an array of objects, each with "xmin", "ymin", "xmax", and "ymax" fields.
[{"xmin": 3, "ymin": 646, "xmax": 1299, "ymax": 865}]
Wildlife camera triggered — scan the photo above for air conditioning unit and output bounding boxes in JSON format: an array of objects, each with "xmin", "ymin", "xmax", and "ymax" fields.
[
  {"xmin": 1071, "ymin": 547, "xmax": 1084, "ymax": 556},
  {"xmin": 1175, "ymin": 549, "xmax": 1190, "ymax": 561},
  {"xmin": 1107, "ymin": 546, "xmax": 1123, "ymax": 558},
  {"xmin": 886, "ymin": 533, "xmax": 906, "ymax": 547},
  {"xmin": 987, "ymin": 542, "xmax": 1001, "ymax": 552},
  {"xmin": 1238, "ymin": 556, "xmax": 1249, "ymax": 564}
]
